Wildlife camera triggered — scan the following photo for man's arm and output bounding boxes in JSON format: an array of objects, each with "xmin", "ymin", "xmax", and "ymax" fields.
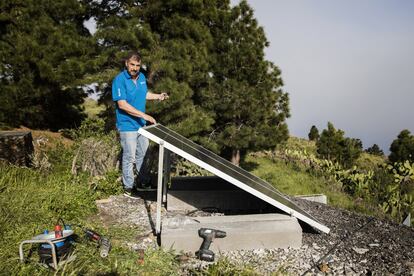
[
  {"xmin": 146, "ymin": 92, "xmax": 169, "ymax": 101},
  {"xmin": 117, "ymin": 100, "xmax": 156, "ymax": 124}
]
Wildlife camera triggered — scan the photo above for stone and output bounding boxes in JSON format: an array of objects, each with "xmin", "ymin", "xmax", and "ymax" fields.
[{"xmin": 352, "ymin": 247, "xmax": 369, "ymax": 254}]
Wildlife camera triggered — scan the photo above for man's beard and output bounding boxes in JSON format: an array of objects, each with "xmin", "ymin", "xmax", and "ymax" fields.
[{"xmin": 129, "ymin": 70, "xmax": 138, "ymax": 77}]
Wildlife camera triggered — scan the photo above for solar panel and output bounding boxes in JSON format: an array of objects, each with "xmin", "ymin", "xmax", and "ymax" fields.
[{"xmin": 139, "ymin": 124, "xmax": 330, "ymax": 234}]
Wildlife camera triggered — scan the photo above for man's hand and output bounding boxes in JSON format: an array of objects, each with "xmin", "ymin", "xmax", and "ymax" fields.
[
  {"xmin": 158, "ymin": 93, "xmax": 169, "ymax": 101},
  {"xmin": 144, "ymin": 114, "xmax": 156, "ymax": 124},
  {"xmin": 117, "ymin": 100, "xmax": 157, "ymax": 124}
]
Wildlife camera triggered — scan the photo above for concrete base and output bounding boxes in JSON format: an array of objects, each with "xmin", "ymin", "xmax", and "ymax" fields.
[
  {"xmin": 161, "ymin": 213, "xmax": 302, "ymax": 253},
  {"xmin": 295, "ymin": 194, "xmax": 327, "ymax": 204}
]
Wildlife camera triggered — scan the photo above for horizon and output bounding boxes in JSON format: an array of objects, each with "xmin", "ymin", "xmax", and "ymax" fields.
[{"xmin": 235, "ymin": 0, "xmax": 414, "ymax": 153}]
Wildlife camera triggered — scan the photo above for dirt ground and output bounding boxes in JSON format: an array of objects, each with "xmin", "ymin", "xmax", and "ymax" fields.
[{"xmin": 96, "ymin": 194, "xmax": 414, "ymax": 275}]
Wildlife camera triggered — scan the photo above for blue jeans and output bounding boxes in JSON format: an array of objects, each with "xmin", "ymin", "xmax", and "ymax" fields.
[{"xmin": 119, "ymin": 131, "xmax": 149, "ymax": 189}]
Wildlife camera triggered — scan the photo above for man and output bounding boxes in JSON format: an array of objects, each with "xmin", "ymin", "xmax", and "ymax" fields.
[{"xmin": 112, "ymin": 51, "xmax": 168, "ymax": 197}]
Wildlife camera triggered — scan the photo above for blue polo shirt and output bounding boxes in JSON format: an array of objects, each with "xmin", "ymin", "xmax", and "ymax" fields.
[{"xmin": 112, "ymin": 70, "xmax": 148, "ymax": 131}]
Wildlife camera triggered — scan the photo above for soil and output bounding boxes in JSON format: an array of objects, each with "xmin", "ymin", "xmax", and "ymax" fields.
[
  {"xmin": 96, "ymin": 194, "xmax": 414, "ymax": 275},
  {"xmin": 14, "ymin": 127, "xmax": 74, "ymax": 150}
]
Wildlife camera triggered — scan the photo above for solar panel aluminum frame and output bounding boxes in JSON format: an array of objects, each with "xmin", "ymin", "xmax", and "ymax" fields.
[{"xmin": 139, "ymin": 124, "xmax": 330, "ymax": 234}]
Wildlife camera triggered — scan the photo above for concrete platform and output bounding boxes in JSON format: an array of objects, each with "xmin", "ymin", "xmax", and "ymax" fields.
[
  {"xmin": 295, "ymin": 194, "xmax": 327, "ymax": 204},
  {"xmin": 161, "ymin": 213, "xmax": 302, "ymax": 252}
]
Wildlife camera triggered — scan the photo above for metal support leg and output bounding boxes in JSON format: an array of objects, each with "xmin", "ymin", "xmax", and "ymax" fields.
[
  {"xmin": 156, "ymin": 141, "xmax": 164, "ymax": 235},
  {"xmin": 20, "ymin": 239, "xmax": 58, "ymax": 269},
  {"xmin": 162, "ymin": 149, "xmax": 171, "ymax": 204}
]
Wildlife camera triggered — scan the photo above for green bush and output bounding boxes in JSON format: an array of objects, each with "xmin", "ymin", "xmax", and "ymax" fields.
[
  {"xmin": 379, "ymin": 161, "xmax": 414, "ymax": 222},
  {"xmin": 62, "ymin": 117, "xmax": 108, "ymax": 140},
  {"xmin": 270, "ymin": 143, "xmax": 413, "ymax": 223}
]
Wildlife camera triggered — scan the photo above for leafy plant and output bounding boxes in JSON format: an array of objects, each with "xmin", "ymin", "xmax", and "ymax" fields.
[
  {"xmin": 62, "ymin": 117, "xmax": 108, "ymax": 141},
  {"xmin": 380, "ymin": 161, "xmax": 414, "ymax": 222},
  {"xmin": 271, "ymin": 142, "xmax": 413, "ymax": 223}
]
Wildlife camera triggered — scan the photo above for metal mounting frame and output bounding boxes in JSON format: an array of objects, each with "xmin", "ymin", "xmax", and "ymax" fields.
[{"xmin": 139, "ymin": 124, "xmax": 330, "ymax": 234}]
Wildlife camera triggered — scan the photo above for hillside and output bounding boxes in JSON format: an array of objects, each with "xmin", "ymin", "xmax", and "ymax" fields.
[
  {"xmin": 0, "ymin": 129, "xmax": 412, "ymax": 274},
  {"xmin": 92, "ymin": 191, "xmax": 414, "ymax": 275}
]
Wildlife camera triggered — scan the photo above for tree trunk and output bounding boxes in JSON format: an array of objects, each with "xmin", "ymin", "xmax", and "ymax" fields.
[
  {"xmin": 231, "ymin": 149, "xmax": 240, "ymax": 166},
  {"xmin": 0, "ymin": 131, "xmax": 34, "ymax": 167}
]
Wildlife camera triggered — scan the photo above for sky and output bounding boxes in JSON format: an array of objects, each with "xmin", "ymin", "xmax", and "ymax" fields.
[{"xmin": 233, "ymin": 0, "xmax": 414, "ymax": 153}]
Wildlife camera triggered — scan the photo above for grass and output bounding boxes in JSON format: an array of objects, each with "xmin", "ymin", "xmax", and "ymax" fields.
[
  {"xmin": 243, "ymin": 154, "xmax": 356, "ymax": 210},
  {"xmin": 0, "ymin": 144, "xmax": 180, "ymax": 275},
  {"xmin": 0, "ymin": 153, "xmax": 260, "ymax": 275},
  {"xmin": 82, "ymin": 98, "xmax": 105, "ymax": 119}
]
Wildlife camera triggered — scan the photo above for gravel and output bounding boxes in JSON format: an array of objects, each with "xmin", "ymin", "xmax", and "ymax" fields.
[{"xmin": 96, "ymin": 195, "xmax": 414, "ymax": 275}]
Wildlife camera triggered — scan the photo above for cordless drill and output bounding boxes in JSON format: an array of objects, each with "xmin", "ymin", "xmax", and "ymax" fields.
[{"xmin": 195, "ymin": 228, "xmax": 226, "ymax": 262}]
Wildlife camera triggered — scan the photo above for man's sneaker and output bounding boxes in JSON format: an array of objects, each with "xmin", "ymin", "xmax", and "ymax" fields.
[{"xmin": 123, "ymin": 188, "xmax": 140, "ymax": 199}]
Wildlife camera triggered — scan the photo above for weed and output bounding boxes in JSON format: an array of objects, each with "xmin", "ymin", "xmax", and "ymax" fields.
[{"xmin": 194, "ymin": 257, "xmax": 263, "ymax": 275}]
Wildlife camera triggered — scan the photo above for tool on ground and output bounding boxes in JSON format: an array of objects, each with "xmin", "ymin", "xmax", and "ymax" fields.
[
  {"xmin": 195, "ymin": 228, "xmax": 226, "ymax": 262},
  {"xmin": 19, "ymin": 225, "xmax": 75, "ymax": 269},
  {"xmin": 84, "ymin": 228, "xmax": 111, "ymax": 258},
  {"xmin": 19, "ymin": 219, "xmax": 111, "ymax": 269},
  {"xmin": 37, "ymin": 238, "xmax": 72, "ymax": 266}
]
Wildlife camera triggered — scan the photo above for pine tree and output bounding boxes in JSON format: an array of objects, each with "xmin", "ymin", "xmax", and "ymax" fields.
[
  {"xmin": 89, "ymin": 0, "xmax": 290, "ymax": 165},
  {"xmin": 308, "ymin": 125, "xmax": 320, "ymax": 141},
  {"xmin": 199, "ymin": 0, "xmax": 290, "ymax": 165},
  {"xmin": 316, "ymin": 122, "xmax": 362, "ymax": 167},
  {"xmin": 365, "ymin": 144, "xmax": 384, "ymax": 156},
  {"xmin": 316, "ymin": 122, "xmax": 344, "ymax": 161},
  {"xmin": 0, "ymin": 0, "xmax": 95, "ymax": 130},
  {"xmin": 389, "ymin": 130, "xmax": 414, "ymax": 163},
  {"xmin": 342, "ymin": 137, "xmax": 363, "ymax": 168},
  {"xmin": 89, "ymin": 0, "xmax": 216, "ymax": 138}
]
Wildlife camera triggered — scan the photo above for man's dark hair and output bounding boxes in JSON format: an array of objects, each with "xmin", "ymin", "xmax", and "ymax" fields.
[{"xmin": 125, "ymin": 51, "xmax": 141, "ymax": 62}]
